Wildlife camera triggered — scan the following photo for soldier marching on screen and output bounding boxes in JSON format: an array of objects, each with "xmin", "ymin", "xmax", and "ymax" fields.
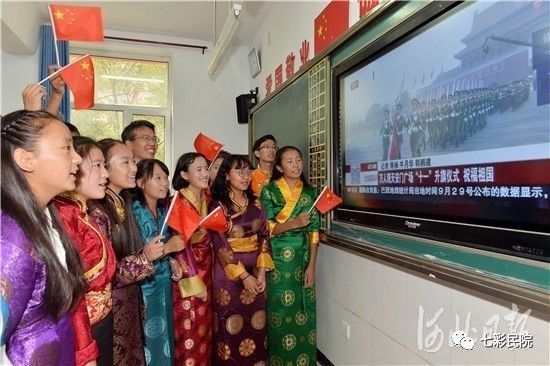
[
  {"xmin": 406, "ymin": 98, "xmax": 425, "ymax": 157},
  {"xmin": 379, "ymin": 109, "xmax": 391, "ymax": 160}
]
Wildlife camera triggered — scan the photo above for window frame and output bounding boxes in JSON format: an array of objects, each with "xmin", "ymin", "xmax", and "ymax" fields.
[{"xmin": 70, "ymin": 49, "xmax": 173, "ymax": 170}]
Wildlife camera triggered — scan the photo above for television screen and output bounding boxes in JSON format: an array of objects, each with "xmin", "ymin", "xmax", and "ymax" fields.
[{"xmin": 334, "ymin": 1, "xmax": 550, "ymax": 261}]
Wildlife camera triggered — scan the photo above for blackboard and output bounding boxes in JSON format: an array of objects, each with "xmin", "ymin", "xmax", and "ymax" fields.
[{"xmin": 250, "ymin": 74, "xmax": 310, "ymax": 177}]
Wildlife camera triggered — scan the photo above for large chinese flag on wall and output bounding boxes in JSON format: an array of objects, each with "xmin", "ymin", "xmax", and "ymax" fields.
[
  {"xmin": 49, "ymin": 4, "xmax": 104, "ymax": 41},
  {"xmin": 314, "ymin": 0, "xmax": 350, "ymax": 56},
  {"xmin": 59, "ymin": 54, "xmax": 95, "ymax": 109}
]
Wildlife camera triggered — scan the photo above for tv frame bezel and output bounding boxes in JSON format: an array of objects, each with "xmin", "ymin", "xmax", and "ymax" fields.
[{"xmin": 330, "ymin": 1, "xmax": 550, "ymax": 262}]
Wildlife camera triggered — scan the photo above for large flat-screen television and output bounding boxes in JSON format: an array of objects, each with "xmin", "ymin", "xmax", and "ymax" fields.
[{"xmin": 333, "ymin": 1, "xmax": 550, "ymax": 261}]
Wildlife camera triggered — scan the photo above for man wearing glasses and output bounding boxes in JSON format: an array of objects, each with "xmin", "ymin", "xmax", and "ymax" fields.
[
  {"xmin": 250, "ymin": 134, "xmax": 277, "ymax": 197},
  {"xmin": 121, "ymin": 120, "xmax": 160, "ymax": 162}
]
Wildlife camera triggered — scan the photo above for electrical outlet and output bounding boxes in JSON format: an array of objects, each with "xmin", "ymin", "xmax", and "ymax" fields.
[{"xmin": 341, "ymin": 320, "xmax": 350, "ymax": 339}]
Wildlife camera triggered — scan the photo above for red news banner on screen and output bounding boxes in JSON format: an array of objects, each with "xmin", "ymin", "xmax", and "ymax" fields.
[{"xmin": 344, "ymin": 158, "xmax": 549, "ymax": 203}]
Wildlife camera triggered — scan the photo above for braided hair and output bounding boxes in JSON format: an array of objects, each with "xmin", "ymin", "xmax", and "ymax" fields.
[{"xmin": 1, "ymin": 110, "xmax": 85, "ymax": 318}]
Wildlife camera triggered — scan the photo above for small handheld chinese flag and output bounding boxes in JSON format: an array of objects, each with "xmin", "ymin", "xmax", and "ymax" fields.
[
  {"xmin": 193, "ymin": 133, "xmax": 223, "ymax": 162},
  {"xmin": 311, "ymin": 187, "xmax": 343, "ymax": 214},
  {"xmin": 59, "ymin": 54, "xmax": 95, "ymax": 109},
  {"xmin": 200, "ymin": 206, "xmax": 229, "ymax": 233},
  {"xmin": 49, "ymin": 4, "xmax": 104, "ymax": 41},
  {"xmin": 167, "ymin": 195, "xmax": 202, "ymax": 242}
]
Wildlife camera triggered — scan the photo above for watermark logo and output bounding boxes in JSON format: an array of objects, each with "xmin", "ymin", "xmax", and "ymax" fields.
[
  {"xmin": 450, "ymin": 330, "xmax": 475, "ymax": 350},
  {"xmin": 417, "ymin": 303, "xmax": 534, "ymax": 353}
]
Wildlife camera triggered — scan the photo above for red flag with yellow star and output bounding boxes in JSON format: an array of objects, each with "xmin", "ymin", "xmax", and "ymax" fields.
[
  {"xmin": 49, "ymin": 4, "xmax": 104, "ymax": 41},
  {"xmin": 59, "ymin": 54, "xmax": 95, "ymax": 109},
  {"xmin": 200, "ymin": 206, "xmax": 229, "ymax": 233},
  {"xmin": 167, "ymin": 194, "xmax": 202, "ymax": 243},
  {"xmin": 313, "ymin": 187, "xmax": 343, "ymax": 214},
  {"xmin": 314, "ymin": 0, "xmax": 349, "ymax": 55},
  {"xmin": 193, "ymin": 133, "xmax": 223, "ymax": 162}
]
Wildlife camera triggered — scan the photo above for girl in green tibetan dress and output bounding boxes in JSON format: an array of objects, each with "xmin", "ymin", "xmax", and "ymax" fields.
[{"xmin": 260, "ymin": 146, "xmax": 320, "ymax": 366}]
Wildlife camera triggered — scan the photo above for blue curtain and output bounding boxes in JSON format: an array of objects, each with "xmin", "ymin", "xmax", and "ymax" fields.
[{"xmin": 39, "ymin": 24, "xmax": 70, "ymax": 122}]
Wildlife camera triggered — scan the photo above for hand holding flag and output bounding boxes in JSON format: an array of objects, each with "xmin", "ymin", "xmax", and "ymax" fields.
[
  {"xmin": 309, "ymin": 186, "xmax": 343, "ymax": 214},
  {"xmin": 193, "ymin": 133, "xmax": 223, "ymax": 162},
  {"xmin": 39, "ymin": 54, "xmax": 95, "ymax": 109},
  {"xmin": 59, "ymin": 54, "xmax": 95, "ymax": 109}
]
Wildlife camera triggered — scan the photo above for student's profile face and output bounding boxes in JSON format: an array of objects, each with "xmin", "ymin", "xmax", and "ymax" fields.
[
  {"xmin": 127, "ymin": 126, "xmax": 158, "ymax": 161},
  {"xmin": 276, "ymin": 148, "xmax": 303, "ymax": 180},
  {"xmin": 181, "ymin": 156, "xmax": 209, "ymax": 191},
  {"xmin": 106, "ymin": 143, "xmax": 138, "ymax": 191},
  {"xmin": 255, "ymin": 139, "xmax": 276, "ymax": 163},
  {"xmin": 138, "ymin": 163, "xmax": 169, "ymax": 202},
  {"xmin": 76, "ymin": 147, "xmax": 109, "ymax": 200},
  {"xmin": 25, "ymin": 120, "xmax": 82, "ymax": 202}
]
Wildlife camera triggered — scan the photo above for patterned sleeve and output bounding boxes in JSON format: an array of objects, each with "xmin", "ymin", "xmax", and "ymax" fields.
[
  {"xmin": 58, "ymin": 213, "xmax": 99, "ymax": 365},
  {"xmin": 307, "ymin": 188, "xmax": 320, "ymax": 245},
  {"xmin": 173, "ymin": 236, "xmax": 206, "ymax": 298},
  {"xmin": 115, "ymin": 251, "xmax": 154, "ymax": 287},
  {"xmin": 211, "ymin": 230, "xmax": 247, "ymax": 281},
  {"xmin": 70, "ymin": 298, "xmax": 99, "ymax": 365},
  {"xmin": 255, "ymin": 208, "xmax": 274, "ymax": 271},
  {"xmin": 209, "ymin": 202, "xmax": 246, "ymax": 280},
  {"xmin": 170, "ymin": 200, "xmax": 206, "ymax": 298},
  {"xmin": 259, "ymin": 184, "xmax": 278, "ymax": 235},
  {"xmin": 0, "ymin": 237, "xmax": 35, "ymax": 352}
]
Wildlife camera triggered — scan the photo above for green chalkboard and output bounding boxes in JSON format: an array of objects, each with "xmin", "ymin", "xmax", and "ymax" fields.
[{"xmin": 250, "ymin": 74, "xmax": 310, "ymax": 177}]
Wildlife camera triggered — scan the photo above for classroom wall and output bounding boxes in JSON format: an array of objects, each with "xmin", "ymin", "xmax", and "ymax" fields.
[
  {"xmin": 248, "ymin": 2, "xmax": 549, "ymax": 365},
  {"xmin": 248, "ymin": 0, "xmax": 328, "ymax": 100},
  {"xmin": 1, "ymin": 27, "xmax": 251, "ymax": 166}
]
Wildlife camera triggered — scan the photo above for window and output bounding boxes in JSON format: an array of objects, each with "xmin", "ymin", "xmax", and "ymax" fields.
[{"xmin": 70, "ymin": 54, "xmax": 170, "ymax": 164}]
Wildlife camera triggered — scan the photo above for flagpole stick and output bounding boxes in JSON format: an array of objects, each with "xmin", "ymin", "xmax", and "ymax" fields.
[
  {"xmin": 37, "ymin": 53, "xmax": 90, "ymax": 85},
  {"xmin": 160, "ymin": 191, "xmax": 179, "ymax": 234},
  {"xmin": 308, "ymin": 186, "xmax": 327, "ymax": 213},
  {"xmin": 38, "ymin": 69, "xmax": 61, "ymax": 85},
  {"xmin": 53, "ymin": 38, "xmax": 60, "ymax": 66},
  {"xmin": 48, "ymin": 5, "xmax": 61, "ymax": 66}
]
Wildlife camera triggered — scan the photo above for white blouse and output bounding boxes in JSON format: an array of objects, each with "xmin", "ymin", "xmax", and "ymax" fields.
[{"xmin": 45, "ymin": 208, "xmax": 67, "ymax": 271}]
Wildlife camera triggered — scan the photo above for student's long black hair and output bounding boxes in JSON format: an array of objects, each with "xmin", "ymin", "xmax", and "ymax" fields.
[
  {"xmin": 211, "ymin": 154, "xmax": 255, "ymax": 209},
  {"xmin": 72, "ymin": 136, "xmax": 100, "ymax": 183},
  {"xmin": 95, "ymin": 138, "xmax": 145, "ymax": 260},
  {"xmin": 1, "ymin": 110, "xmax": 85, "ymax": 318},
  {"xmin": 270, "ymin": 145, "xmax": 311, "ymax": 187},
  {"xmin": 172, "ymin": 152, "xmax": 207, "ymax": 190}
]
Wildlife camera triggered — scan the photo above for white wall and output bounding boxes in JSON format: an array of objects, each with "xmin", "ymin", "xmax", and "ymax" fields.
[
  {"xmin": 248, "ymin": 0, "xmax": 327, "ymax": 100},
  {"xmin": 247, "ymin": 2, "xmax": 550, "ymax": 365},
  {"xmin": 1, "ymin": 28, "xmax": 250, "ymax": 169},
  {"xmin": 1, "ymin": 50, "xmax": 40, "ymax": 113}
]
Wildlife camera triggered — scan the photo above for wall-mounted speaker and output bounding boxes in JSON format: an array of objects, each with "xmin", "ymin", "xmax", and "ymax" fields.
[{"xmin": 236, "ymin": 94, "xmax": 257, "ymax": 124}]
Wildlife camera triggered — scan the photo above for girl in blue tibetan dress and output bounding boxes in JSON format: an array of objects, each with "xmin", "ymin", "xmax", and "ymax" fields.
[{"xmin": 132, "ymin": 159, "xmax": 184, "ymax": 365}]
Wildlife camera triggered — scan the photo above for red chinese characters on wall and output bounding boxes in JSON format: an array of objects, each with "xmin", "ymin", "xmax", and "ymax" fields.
[
  {"xmin": 300, "ymin": 40, "xmax": 310, "ymax": 67},
  {"xmin": 359, "ymin": 0, "xmax": 379, "ymax": 18},
  {"xmin": 285, "ymin": 52, "xmax": 295, "ymax": 79},
  {"xmin": 265, "ymin": 73, "xmax": 273, "ymax": 95},
  {"xmin": 274, "ymin": 64, "xmax": 283, "ymax": 88}
]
